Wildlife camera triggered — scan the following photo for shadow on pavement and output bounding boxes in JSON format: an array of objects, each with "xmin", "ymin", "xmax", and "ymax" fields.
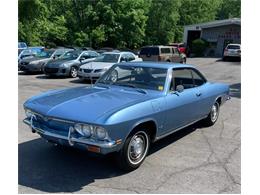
[
  {"xmin": 229, "ymin": 83, "xmax": 241, "ymax": 99},
  {"xmin": 18, "ymin": 71, "xmax": 43, "ymax": 76},
  {"xmin": 36, "ymin": 75, "xmax": 69, "ymax": 79},
  {"xmin": 215, "ymin": 58, "xmax": 241, "ymax": 64},
  {"xmin": 19, "ymin": 122, "xmax": 203, "ymax": 193},
  {"xmin": 69, "ymin": 79, "xmax": 94, "ymax": 84}
]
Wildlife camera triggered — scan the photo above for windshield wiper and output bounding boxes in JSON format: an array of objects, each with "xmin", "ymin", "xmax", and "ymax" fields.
[{"xmin": 114, "ymin": 83, "xmax": 136, "ymax": 88}]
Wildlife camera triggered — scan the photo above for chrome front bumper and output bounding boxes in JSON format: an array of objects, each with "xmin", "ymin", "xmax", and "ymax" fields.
[
  {"xmin": 77, "ymin": 70, "xmax": 104, "ymax": 79},
  {"xmin": 23, "ymin": 117, "xmax": 121, "ymax": 154}
]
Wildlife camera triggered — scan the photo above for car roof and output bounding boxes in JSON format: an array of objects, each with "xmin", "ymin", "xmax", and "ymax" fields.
[
  {"xmin": 227, "ymin": 43, "xmax": 240, "ymax": 46},
  {"xmin": 118, "ymin": 61, "xmax": 194, "ymax": 69}
]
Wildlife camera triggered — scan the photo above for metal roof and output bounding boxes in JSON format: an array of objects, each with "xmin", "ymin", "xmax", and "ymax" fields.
[{"xmin": 185, "ymin": 18, "xmax": 240, "ymax": 29}]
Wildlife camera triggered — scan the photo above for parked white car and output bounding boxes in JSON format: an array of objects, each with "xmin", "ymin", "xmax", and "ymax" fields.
[
  {"xmin": 78, "ymin": 51, "xmax": 142, "ymax": 81},
  {"xmin": 223, "ymin": 44, "xmax": 241, "ymax": 60}
]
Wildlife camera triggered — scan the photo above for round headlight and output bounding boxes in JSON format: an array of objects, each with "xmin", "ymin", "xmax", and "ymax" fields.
[
  {"xmin": 82, "ymin": 125, "xmax": 92, "ymax": 137},
  {"xmin": 96, "ymin": 127, "xmax": 107, "ymax": 140},
  {"xmin": 25, "ymin": 109, "xmax": 33, "ymax": 118},
  {"xmin": 74, "ymin": 123, "xmax": 83, "ymax": 134}
]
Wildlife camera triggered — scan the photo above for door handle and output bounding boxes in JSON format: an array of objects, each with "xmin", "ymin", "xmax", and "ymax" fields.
[{"xmin": 196, "ymin": 93, "xmax": 202, "ymax": 97}]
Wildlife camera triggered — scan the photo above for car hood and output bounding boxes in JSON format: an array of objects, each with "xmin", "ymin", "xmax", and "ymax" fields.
[
  {"xmin": 80, "ymin": 62, "xmax": 115, "ymax": 70},
  {"xmin": 24, "ymin": 86, "xmax": 155, "ymax": 124},
  {"xmin": 46, "ymin": 59, "xmax": 76, "ymax": 68}
]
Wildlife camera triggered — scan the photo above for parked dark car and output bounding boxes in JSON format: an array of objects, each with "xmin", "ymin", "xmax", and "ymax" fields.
[
  {"xmin": 19, "ymin": 48, "xmax": 72, "ymax": 73},
  {"xmin": 18, "ymin": 47, "xmax": 45, "ymax": 63},
  {"xmin": 43, "ymin": 50, "xmax": 99, "ymax": 78},
  {"xmin": 23, "ymin": 62, "xmax": 230, "ymax": 171}
]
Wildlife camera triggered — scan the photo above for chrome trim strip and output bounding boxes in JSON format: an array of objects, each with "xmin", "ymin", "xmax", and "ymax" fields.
[
  {"xmin": 26, "ymin": 110, "xmax": 75, "ymax": 124},
  {"xmin": 23, "ymin": 117, "xmax": 118, "ymax": 148},
  {"xmin": 48, "ymin": 117, "xmax": 75, "ymax": 124},
  {"xmin": 154, "ymin": 116, "xmax": 207, "ymax": 141}
]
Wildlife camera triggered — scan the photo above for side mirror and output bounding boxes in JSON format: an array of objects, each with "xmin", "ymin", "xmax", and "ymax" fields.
[
  {"xmin": 176, "ymin": 85, "xmax": 184, "ymax": 93},
  {"xmin": 80, "ymin": 57, "xmax": 85, "ymax": 62}
]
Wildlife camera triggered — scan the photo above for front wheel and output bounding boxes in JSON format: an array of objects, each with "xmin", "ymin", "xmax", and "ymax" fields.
[
  {"xmin": 70, "ymin": 66, "xmax": 78, "ymax": 78},
  {"xmin": 203, "ymin": 101, "xmax": 220, "ymax": 126},
  {"xmin": 116, "ymin": 130, "xmax": 150, "ymax": 171}
]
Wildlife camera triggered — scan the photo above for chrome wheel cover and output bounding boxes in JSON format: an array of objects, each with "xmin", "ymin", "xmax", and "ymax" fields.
[
  {"xmin": 127, "ymin": 131, "xmax": 149, "ymax": 165},
  {"xmin": 211, "ymin": 103, "xmax": 219, "ymax": 122},
  {"xmin": 71, "ymin": 67, "xmax": 77, "ymax": 78},
  {"xmin": 110, "ymin": 70, "xmax": 118, "ymax": 82}
]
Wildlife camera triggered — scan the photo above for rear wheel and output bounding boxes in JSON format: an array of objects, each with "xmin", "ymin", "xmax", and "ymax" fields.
[
  {"xmin": 116, "ymin": 130, "xmax": 150, "ymax": 171},
  {"xmin": 203, "ymin": 101, "xmax": 220, "ymax": 126},
  {"xmin": 70, "ymin": 66, "xmax": 78, "ymax": 78}
]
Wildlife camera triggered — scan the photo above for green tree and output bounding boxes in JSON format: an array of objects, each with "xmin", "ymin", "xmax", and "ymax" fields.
[
  {"xmin": 145, "ymin": 0, "xmax": 181, "ymax": 45},
  {"xmin": 217, "ymin": 0, "xmax": 241, "ymax": 19},
  {"xmin": 175, "ymin": 0, "xmax": 222, "ymax": 42}
]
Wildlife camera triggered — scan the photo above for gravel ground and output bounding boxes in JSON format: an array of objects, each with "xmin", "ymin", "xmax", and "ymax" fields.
[{"xmin": 18, "ymin": 57, "xmax": 241, "ymax": 193}]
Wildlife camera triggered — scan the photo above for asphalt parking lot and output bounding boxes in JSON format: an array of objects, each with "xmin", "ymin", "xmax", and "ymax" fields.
[{"xmin": 18, "ymin": 58, "xmax": 241, "ymax": 193}]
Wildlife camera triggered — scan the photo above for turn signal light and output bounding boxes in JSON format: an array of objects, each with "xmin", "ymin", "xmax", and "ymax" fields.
[{"xmin": 87, "ymin": 145, "xmax": 101, "ymax": 153}]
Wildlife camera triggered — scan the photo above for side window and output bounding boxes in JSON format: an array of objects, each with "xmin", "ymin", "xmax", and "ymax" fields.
[
  {"xmin": 174, "ymin": 48, "xmax": 180, "ymax": 54},
  {"xmin": 127, "ymin": 53, "xmax": 135, "ymax": 61},
  {"xmin": 172, "ymin": 48, "xmax": 175, "ymax": 54},
  {"xmin": 191, "ymin": 69, "xmax": 206, "ymax": 87},
  {"xmin": 81, "ymin": 52, "xmax": 91, "ymax": 59},
  {"xmin": 89, "ymin": 51, "xmax": 98, "ymax": 57},
  {"xmin": 161, "ymin": 48, "xmax": 171, "ymax": 54},
  {"xmin": 120, "ymin": 54, "xmax": 128, "ymax": 62},
  {"xmin": 170, "ymin": 69, "xmax": 194, "ymax": 91}
]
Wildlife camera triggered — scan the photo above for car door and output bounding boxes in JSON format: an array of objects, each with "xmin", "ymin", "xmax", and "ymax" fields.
[
  {"xmin": 190, "ymin": 68, "xmax": 212, "ymax": 118},
  {"xmin": 163, "ymin": 68, "xmax": 202, "ymax": 132}
]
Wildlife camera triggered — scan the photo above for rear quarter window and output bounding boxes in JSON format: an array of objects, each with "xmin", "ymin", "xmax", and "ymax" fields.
[{"xmin": 160, "ymin": 48, "xmax": 171, "ymax": 54}]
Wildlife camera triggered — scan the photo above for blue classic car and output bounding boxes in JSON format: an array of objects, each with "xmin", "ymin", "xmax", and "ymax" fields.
[{"xmin": 23, "ymin": 62, "xmax": 230, "ymax": 171}]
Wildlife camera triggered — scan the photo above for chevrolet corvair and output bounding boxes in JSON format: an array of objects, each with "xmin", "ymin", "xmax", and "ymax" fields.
[{"xmin": 23, "ymin": 62, "xmax": 230, "ymax": 171}]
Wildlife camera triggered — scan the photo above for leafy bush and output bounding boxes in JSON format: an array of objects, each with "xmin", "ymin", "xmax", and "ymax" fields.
[{"xmin": 191, "ymin": 39, "xmax": 208, "ymax": 57}]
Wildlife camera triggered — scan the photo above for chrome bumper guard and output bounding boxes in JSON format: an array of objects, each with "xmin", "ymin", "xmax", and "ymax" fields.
[{"xmin": 23, "ymin": 117, "xmax": 118, "ymax": 149}]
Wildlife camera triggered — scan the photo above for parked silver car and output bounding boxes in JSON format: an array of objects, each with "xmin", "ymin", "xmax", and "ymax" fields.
[
  {"xmin": 223, "ymin": 44, "xmax": 241, "ymax": 61},
  {"xmin": 44, "ymin": 50, "xmax": 99, "ymax": 78},
  {"xmin": 19, "ymin": 48, "xmax": 72, "ymax": 73},
  {"xmin": 78, "ymin": 52, "xmax": 142, "ymax": 81}
]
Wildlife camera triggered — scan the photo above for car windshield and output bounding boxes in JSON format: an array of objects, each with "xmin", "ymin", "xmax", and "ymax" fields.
[
  {"xmin": 227, "ymin": 45, "xmax": 240, "ymax": 49},
  {"xmin": 94, "ymin": 53, "xmax": 120, "ymax": 63},
  {"xmin": 19, "ymin": 49, "xmax": 31, "ymax": 56},
  {"xmin": 60, "ymin": 50, "xmax": 81, "ymax": 60},
  {"xmin": 36, "ymin": 50, "xmax": 54, "ymax": 58},
  {"xmin": 97, "ymin": 64, "xmax": 168, "ymax": 91}
]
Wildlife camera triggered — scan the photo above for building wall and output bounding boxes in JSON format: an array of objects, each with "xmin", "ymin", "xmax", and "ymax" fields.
[{"xmin": 201, "ymin": 24, "xmax": 241, "ymax": 56}]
